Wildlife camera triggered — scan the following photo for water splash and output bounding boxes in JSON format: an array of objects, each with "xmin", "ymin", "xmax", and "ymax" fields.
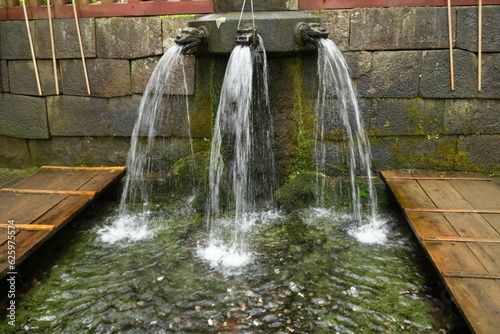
[
  {"xmin": 97, "ymin": 213, "xmax": 154, "ymax": 244},
  {"xmin": 315, "ymin": 38, "xmax": 379, "ymax": 230}
]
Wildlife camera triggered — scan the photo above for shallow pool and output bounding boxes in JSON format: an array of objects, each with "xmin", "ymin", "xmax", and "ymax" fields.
[{"xmin": 1, "ymin": 200, "xmax": 467, "ymax": 333}]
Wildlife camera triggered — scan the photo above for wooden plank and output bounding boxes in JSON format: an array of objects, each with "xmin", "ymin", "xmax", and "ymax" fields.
[
  {"xmin": 382, "ymin": 170, "xmax": 500, "ymax": 334},
  {"xmin": 42, "ymin": 166, "xmax": 126, "ymax": 171},
  {"xmin": 32, "ymin": 195, "xmax": 94, "ymax": 229},
  {"xmin": 383, "ymin": 178, "xmax": 436, "ymax": 210},
  {"xmin": 0, "ymin": 192, "xmax": 66, "ymax": 227},
  {"xmin": 410, "ymin": 170, "xmax": 489, "ymax": 180},
  {"xmin": 422, "ymin": 236, "xmax": 500, "ymax": 243},
  {"xmin": 443, "ymin": 213, "xmax": 500, "ymax": 239},
  {"xmin": 78, "ymin": 168, "xmax": 126, "ymax": 193},
  {"xmin": 0, "ymin": 188, "xmax": 97, "ymax": 196},
  {"xmin": 0, "ymin": 224, "xmax": 54, "ymax": 230},
  {"xmin": 483, "ymin": 214, "xmax": 500, "ymax": 235},
  {"xmin": 0, "ymin": 166, "xmax": 126, "ymax": 280},
  {"xmin": 468, "ymin": 243, "xmax": 500, "ymax": 274},
  {"xmin": 418, "ymin": 179, "xmax": 474, "ymax": 210},
  {"xmin": 382, "ymin": 169, "xmax": 490, "ymax": 181},
  {"xmin": 384, "ymin": 176, "xmax": 492, "ymax": 181},
  {"xmin": 0, "ymin": 230, "xmax": 52, "ymax": 277},
  {"xmin": 445, "ymin": 277, "xmax": 500, "ymax": 334},
  {"xmin": 405, "ymin": 208, "xmax": 500, "ymax": 214},
  {"xmin": 380, "ymin": 170, "xmax": 413, "ymax": 179},
  {"xmin": 405, "ymin": 212, "xmax": 459, "ymax": 238},
  {"xmin": 451, "ymin": 180, "xmax": 500, "ymax": 211},
  {"xmin": 0, "ymin": 1, "xmax": 214, "ymax": 20},
  {"xmin": 423, "ymin": 241, "xmax": 489, "ymax": 274},
  {"xmin": 443, "ymin": 271, "xmax": 500, "ymax": 279},
  {"xmin": 9, "ymin": 168, "xmax": 100, "ymax": 191}
]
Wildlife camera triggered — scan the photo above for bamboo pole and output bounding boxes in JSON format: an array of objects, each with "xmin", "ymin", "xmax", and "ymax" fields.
[
  {"xmin": 72, "ymin": 0, "xmax": 92, "ymax": 95},
  {"xmin": 22, "ymin": 1, "xmax": 43, "ymax": 96},
  {"xmin": 447, "ymin": 0, "xmax": 455, "ymax": 91},
  {"xmin": 47, "ymin": 0, "xmax": 60, "ymax": 95},
  {"xmin": 478, "ymin": 0, "xmax": 482, "ymax": 91}
]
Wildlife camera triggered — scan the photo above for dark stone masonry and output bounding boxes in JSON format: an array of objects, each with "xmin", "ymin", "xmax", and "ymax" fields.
[{"xmin": 0, "ymin": 6, "xmax": 498, "ymax": 174}]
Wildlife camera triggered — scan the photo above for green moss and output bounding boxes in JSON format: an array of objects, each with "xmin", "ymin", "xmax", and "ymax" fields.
[
  {"xmin": 406, "ymin": 105, "xmax": 425, "ymax": 135},
  {"xmin": 286, "ymin": 58, "xmax": 315, "ymax": 177}
]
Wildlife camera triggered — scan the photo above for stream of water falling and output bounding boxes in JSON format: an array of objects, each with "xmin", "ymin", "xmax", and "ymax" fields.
[
  {"xmin": 315, "ymin": 38, "xmax": 385, "ymax": 243},
  {"xmin": 99, "ymin": 44, "xmax": 193, "ymax": 242},
  {"xmin": 200, "ymin": 36, "xmax": 276, "ymax": 271}
]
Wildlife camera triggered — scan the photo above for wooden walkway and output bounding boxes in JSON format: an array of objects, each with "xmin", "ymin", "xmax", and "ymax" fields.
[
  {"xmin": 0, "ymin": 166, "xmax": 126, "ymax": 280},
  {"xmin": 381, "ymin": 170, "xmax": 500, "ymax": 334}
]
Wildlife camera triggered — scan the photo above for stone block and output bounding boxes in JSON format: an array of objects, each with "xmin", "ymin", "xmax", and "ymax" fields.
[
  {"xmin": 356, "ymin": 51, "xmax": 422, "ymax": 98},
  {"xmin": 371, "ymin": 99, "xmax": 444, "ymax": 136},
  {"xmin": 108, "ymin": 94, "xmax": 141, "ymax": 136},
  {"xmin": 458, "ymin": 135, "xmax": 500, "ymax": 172},
  {"xmin": 343, "ymin": 52, "xmax": 372, "ymax": 79},
  {"xmin": 310, "ymin": 98, "xmax": 372, "ymax": 141},
  {"xmin": 457, "ymin": 6, "xmax": 500, "ymax": 52},
  {"xmin": 28, "ymin": 137, "xmax": 130, "ymax": 167},
  {"xmin": 8, "ymin": 60, "xmax": 58, "ymax": 96},
  {"xmin": 445, "ymin": 99, "xmax": 500, "ymax": 135},
  {"xmin": 420, "ymin": 49, "xmax": 477, "ymax": 98},
  {"xmin": 162, "ymin": 16, "xmax": 195, "ymax": 51},
  {"xmin": 96, "ymin": 17, "xmax": 162, "ymax": 59},
  {"xmin": 321, "ymin": 10, "xmax": 350, "ymax": 51},
  {"xmin": 0, "ymin": 136, "xmax": 32, "ymax": 168},
  {"xmin": 1, "ymin": 60, "xmax": 8, "ymax": 92},
  {"xmin": 0, "ymin": 93, "xmax": 49, "ymax": 139},
  {"xmin": 35, "ymin": 18, "xmax": 96, "ymax": 59},
  {"xmin": 47, "ymin": 95, "xmax": 110, "ymax": 136},
  {"xmin": 131, "ymin": 56, "xmax": 160, "ymax": 94},
  {"xmin": 479, "ymin": 53, "xmax": 500, "ymax": 99},
  {"xmin": 131, "ymin": 55, "xmax": 195, "ymax": 95},
  {"xmin": 0, "ymin": 21, "xmax": 36, "ymax": 60},
  {"xmin": 369, "ymin": 135, "xmax": 460, "ymax": 171},
  {"xmin": 350, "ymin": 7, "xmax": 454, "ymax": 51},
  {"xmin": 60, "ymin": 58, "xmax": 130, "ymax": 97}
]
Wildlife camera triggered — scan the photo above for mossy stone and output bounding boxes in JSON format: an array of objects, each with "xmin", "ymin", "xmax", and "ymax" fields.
[{"xmin": 274, "ymin": 172, "xmax": 337, "ymax": 211}]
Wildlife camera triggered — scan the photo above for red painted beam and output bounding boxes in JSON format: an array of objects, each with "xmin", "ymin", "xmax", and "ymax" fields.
[
  {"xmin": 298, "ymin": 0, "xmax": 500, "ymax": 9},
  {"xmin": 0, "ymin": 1, "xmax": 214, "ymax": 20}
]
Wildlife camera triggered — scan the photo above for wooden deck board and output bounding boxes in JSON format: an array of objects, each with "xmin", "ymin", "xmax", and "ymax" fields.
[
  {"xmin": 382, "ymin": 170, "xmax": 500, "ymax": 334},
  {"xmin": 0, "ymin": 166, "xmax": 125, "ymax": 279},
  {"xmin": 9, "ymin": 168, "xmax": 100, "ymax": 191}
]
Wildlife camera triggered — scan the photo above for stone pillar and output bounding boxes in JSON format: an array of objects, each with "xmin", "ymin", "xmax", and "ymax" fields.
[{"xmin": 213, "ymin": 0, "xmax": 297, "ymax": 13}]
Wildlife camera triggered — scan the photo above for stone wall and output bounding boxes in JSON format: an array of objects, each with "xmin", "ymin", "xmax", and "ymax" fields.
[
  {"xmin": 319, "ymin": 6, "xmax": 500, "ymax": 173},
  {"xmin": 0, "ymin": 6, "xmax": 499, "ymax": 175}
]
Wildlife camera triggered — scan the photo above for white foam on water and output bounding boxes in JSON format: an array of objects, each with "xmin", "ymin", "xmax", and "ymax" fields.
[
  {"xmin": 349, "ymin": 216, "xmax": 388, "ymax": 245},
  {"xmin": 196, "ymin": 242, "xmax": 254, "ymax": 273},
  {"xmin": 97, "ymin": 213, "xmax": 154, "ymax": 244}
]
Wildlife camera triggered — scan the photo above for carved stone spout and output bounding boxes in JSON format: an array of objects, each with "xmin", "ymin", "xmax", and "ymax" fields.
[
  {"xmin": 236, "ymin": 26, "xmax": 254, "ymax": 46},
  {"xmin": 295, "ymin": 22, "xmax": 329, "ymax": 47},
  {"xmin": 175, "ymin": 26, "xmax": 209, "ymax": 52}
]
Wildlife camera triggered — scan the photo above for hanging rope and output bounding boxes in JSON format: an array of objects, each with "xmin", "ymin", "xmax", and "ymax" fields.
[{"xmin": 237, "ymin": 0, "xmax": 256, "ymax": 31}]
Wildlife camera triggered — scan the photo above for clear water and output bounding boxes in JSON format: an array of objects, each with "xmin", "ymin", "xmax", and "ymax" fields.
[
  {"xmin": 315, "ymin": 39, "xmax": 376, "ymax": 223},
  {"xmin": 1, "ymin": 201, "xmax": 463, "ymax": 333}
]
